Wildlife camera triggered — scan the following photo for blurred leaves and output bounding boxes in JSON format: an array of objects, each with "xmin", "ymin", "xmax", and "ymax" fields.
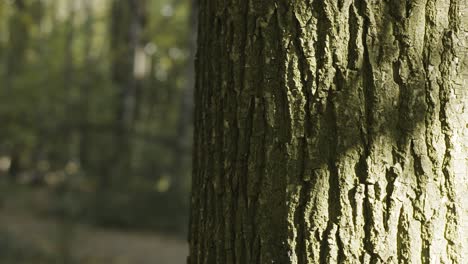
[{"xmin": 0, "ymin": 0, "xmax": 192, "ymax": 234}]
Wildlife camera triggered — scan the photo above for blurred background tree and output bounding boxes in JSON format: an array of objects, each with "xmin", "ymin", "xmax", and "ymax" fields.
[{"xmin": 0, "ymin": 0, "xmax": 193, "ymax": 262}]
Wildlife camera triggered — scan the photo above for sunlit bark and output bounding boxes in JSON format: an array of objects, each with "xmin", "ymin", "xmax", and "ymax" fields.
[{"xmin": 189, "ymin": 0, "xmax": 467, "ymax": 263}]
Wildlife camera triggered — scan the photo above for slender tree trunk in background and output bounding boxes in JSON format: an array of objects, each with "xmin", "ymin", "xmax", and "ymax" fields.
[
  {"xmin": 111, "ymin": 0, "xmax": 147, "ymax": 129},
  {"xmin": 100, "ymin": 0, "xmax": 146, "ymax": 188},
  {"xmin": 64, "ymin": 1, "xmax": 78, "ymax": 163},
  {"xmin": 30, "ymin": 0, "xmax": 46, "ymax": 183},
  {"xmin": 107, "ymin": 0, "xmax": 147, "ymax": 186},
  {"xmin": 189, "ymin": 0, "xmax": 467, "ymax": 263},
  {"xmin": 4, "ymin": 0, "xmax": 28, "ymax": 89},
  {"xmin": 57, "ymin": 3, "xmax": 77, "ymax": 263},
  {"xmin": 79, "ymin": 0, "xmax": 93, "ymax": 169},
  {"xmin": 172, "ymin": 0, "xmax": 198, "ymax": 193},
  {"xmin": 4, "ymin": 0, "xmax": 32, "ymax": 181},
  {"xmin": 3, "ymin": 0, "xmax": 42, "ymax": 86}
]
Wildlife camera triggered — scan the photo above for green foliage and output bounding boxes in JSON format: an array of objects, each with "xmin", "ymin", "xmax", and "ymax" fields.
[{"xmin": 0, "ymin": 0, "xmax": 192, "ymax": 235}]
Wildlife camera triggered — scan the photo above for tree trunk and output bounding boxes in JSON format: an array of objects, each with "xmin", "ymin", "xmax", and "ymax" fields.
[
  {"xmin": 189, "ymin": 0, "xmax": 467, "ymax": 263},
  {"xmin": 79, "ymin": 0, "xmax": 94, "ymax": 169},
  {"xmin": 171, "ymin": 0, "xmax": 198, "ymax": 193},
  {"xmin": 105, "ymin": 0, "xmax": 147, "ymax": 186},
  {"xmin": 4, "ymin": 0, "xmax": 29, "ymax": 85}
]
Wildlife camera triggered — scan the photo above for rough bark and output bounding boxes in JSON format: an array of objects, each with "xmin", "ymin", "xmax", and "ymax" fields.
[{"xmin": 189, "ymin": 0, "xmax": 467, "ymax": 263}]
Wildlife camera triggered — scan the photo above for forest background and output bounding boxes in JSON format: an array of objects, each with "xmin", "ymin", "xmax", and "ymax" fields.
[{"xmin": 0, "ymin": 0, "xmax": 193, "ymax": 263}]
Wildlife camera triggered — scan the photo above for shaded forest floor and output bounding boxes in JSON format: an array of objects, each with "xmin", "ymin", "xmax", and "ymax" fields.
[{"xmin": 0, "ymin": 186, "xmax": 188, "ymax": 264}]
